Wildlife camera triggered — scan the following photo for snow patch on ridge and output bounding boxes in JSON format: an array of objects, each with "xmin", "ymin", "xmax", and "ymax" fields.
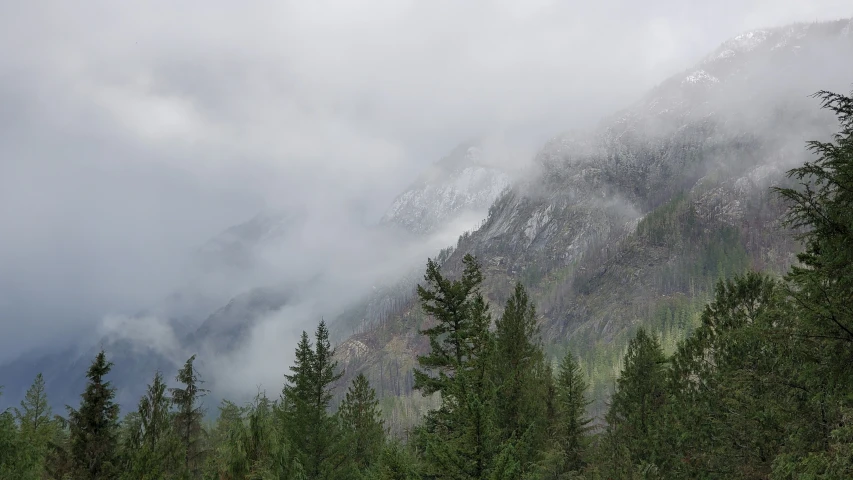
[{"xmin": 683, "ymin": 69, "xmax": 720, "ymax": 85}]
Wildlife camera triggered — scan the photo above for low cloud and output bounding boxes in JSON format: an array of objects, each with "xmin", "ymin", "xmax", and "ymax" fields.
[{"xmin": 1, "ymin": 0, "xmax": 851, "ymax": 374}]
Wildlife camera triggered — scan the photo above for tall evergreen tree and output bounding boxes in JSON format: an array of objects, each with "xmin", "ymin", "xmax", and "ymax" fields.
[
  {"xmin": 664, "ymin": 273, "xmax": 789, "ymax": 478},
  {"xmin": 493, "ymin": 282, "xmax": 548, "ymax": 446},
  {"xmin": 373, "ymin": 441, "xmax": 421, "ymax": 480},
  {"xmin": 15, "ymin": 374, "xmax": 54, "ymax": 445},
  {"xmin": 44, "ymin": 415, "xmax": 73, "ymax": 480},
  {"xmin": 171, "ymin": 355, "xmax": 208, "ymax": 479},
  {"xmin": 14, "ymin": 373, "xmax": 57, "ymax": 476},
  {"xmin": 339, "ymin": 373, "xmax": 385, "ymax": 477},
  {"xmin": 414, "ymin": 254, "xmax": 484, "ymax": 395},
  {"xmin": 220, "ymin": 394, "xmax": 305, "ymax": 480},
  {"xmin": 605, "ymin": 329, "xmax": 667, "ymax": 474},
  {"xmin": 280, "ymin": 321, "xmax": 344, "ymax": 480},
  {"xmin": 423, "ymin": 293, "xmax": 500, "ymax": 480},
  {"xmin": 771, "ymin": 89, "xmax": 853, "ymax": 476},
  {"xmin": 1, "ymin": 386, "xmax": 40, "ymax": 480},
  {"xmin": 553, "ymin": 350, "xmax": 593, "ymax": 473},
  {"xmin": 67, "ymin": 350, "xmax": 120, "ymax": 480},
  {"xmin": 123, "ymin": 371, "xmax": 181, "ymax": 479},
  {"xmin": 775, "ymin": 89, "xmax": 853, "ymax": 346}
]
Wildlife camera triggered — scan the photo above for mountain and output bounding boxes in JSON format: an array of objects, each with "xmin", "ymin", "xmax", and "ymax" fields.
[
  {"xmin": 334, "ymin": 19, "xmax": 853, "ymax": 431},
  {"xmin": 381, "ymin": 142, "xmax": 512, "ymax": 234},
  {"xmin": 2, "ymin": 18, "xmax": 850, "ymax": 426},
  {"xmin": 0, "ymin": 142, "xmax": 514, "ymax": 413}
]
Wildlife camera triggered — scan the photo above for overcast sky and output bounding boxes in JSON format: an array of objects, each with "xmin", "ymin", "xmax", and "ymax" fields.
[{"xmin": 0, "ymin": 1, "xmax": 851, "ymax": 361}]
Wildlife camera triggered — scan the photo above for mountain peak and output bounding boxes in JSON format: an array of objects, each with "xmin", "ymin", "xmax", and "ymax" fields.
[{"xmin": 381, "ymin": 142, "xmax": 511, "ymax": 235}]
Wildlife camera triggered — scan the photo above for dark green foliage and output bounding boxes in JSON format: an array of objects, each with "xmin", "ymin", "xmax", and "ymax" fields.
[
  {"xmin": 491, "ymin": 282, "xmax": 551, "ymax": 476},
  {"xmin": 493, "ymin": 283, "xmax": 547, "ymax": 440},
  {"xmin": 280, "ymin": 320, "xmax": 345, "ymax": 479},
  {"xmin": 768, "ymin": 89, "xmax": 853, "ymax": 478},
  {"xmin": 171, "ymin": 355, "xmax": 208, "ymax": 478},
  {"xmin": 372, "ymin": 441, "xmax": 422, "ymax": 480},
  {"xmin": 414, "ymin": 254, "xmax": 484, "ymax": 395},
  {"xmin": 67, "ymin": 350, "xmax": 120, "ymax": 480},
  {"xmin": 417, "ymin": 290, "xmax": 501, "ymax": 480},
  {"xmin": 339, "ymin": 373, "xmax": 385, "ymax": 475},
  {"xmin": 44, "ymin": 415, "xmax": 73, "ymax": 480},
  {"xmin": 775, "ymin": 89, "xmax": 853, "ymax": 345},
  {"xmin": 663, "ymin": 273, "xmax": 789, "ymax": 478},
  {"xmin": 604, "ymin": 328, "xmax": 667, "ymax": 475},
  {"xmin": 552, "ymin": 351, "xmax": 592, "ymax": 474},
  {"xmin": 219, "ymin": 394, "xmax": 305, "ymax": 480},
  {"xmin": 122, "ymin": 371, "xmax": 182, "ymax": 479}
]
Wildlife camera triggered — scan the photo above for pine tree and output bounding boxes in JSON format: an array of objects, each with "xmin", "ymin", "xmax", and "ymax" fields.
[
  {"xmin": 67, "ymin": 350, "xmax": 120, "ymax": 480},
  {"xmin": 417, "ymin": 287, "xmax": 500, "ymax": 480},
  {"xmin": 414, "ymin": 254, "xmax": 484, "ymax": 395},
  {"xmin": 663, "ymin": 273, "xmax": 788, "ymax": 477},
  {"xmin": 339, "ymin": 373, "xmax": 385, "ymax": 475},
  {"xmin": 203, "ymin": 400, "xmax": 245, "ymax": 478},
  {"xmin": 220, "ymin": 394, "xmax": 305, "ymax": 480},
  {"xmin": 553, "ymin": 350, "xmax": 593, "ymax": 473},
  {"xmin": 171, "ymin": 355, "xmax": 208, "ymax": 479},
  {"xmin": 605, "ymin": 329, "xmax": 667, "ymax": 473},
  {"xmin": 44, "ymin": 415, "xmax": 73, "ymax": 480},
  {"xmin": 372, "ymin": 441, "xmax": 421, "ymax": 480},
  {"xmin": 123, "ymin": 371, "xmax": 182, "ymax": 479},
  {"xmin": 280, "ymin": 321, "xmax": 344, "ymax": 479},
  {"xmin": 775, "ymin": 89, "xmax": 853, "ymax": 346},
  {"xmin": 493, "ymin": 282, "xmax": 549, "ymax": 471},
  {"xmin": 769, "ymin": 89, "xmax": 853, "ymax": 476}
]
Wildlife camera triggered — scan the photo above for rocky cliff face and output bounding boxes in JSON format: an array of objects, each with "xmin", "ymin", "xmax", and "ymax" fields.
[{"xmin": 381, "ymin": 142, "xmax": 511, "ymax": 235}]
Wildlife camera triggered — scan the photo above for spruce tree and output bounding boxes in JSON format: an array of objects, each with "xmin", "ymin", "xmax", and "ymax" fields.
[
  {"xmin": 280, "ymin": 321, "xmax": 344, "ymax": 479},
  {"xmin": 664, "ymin": 273, "xmax": 788, "ymax": 477},
  {"xmin": 171, "ymin": 355, "xmax": 208, "ymax": 479},
  {"xmin": 339, "ymin": 373, "xmax": 385, "ymax": 475},
  {"xmin": 495, "ymin": 283, "xmax": 547, "ymax": 446},
  {"xmin": 605, "ymin": 329, "xmax": 667, "ymax": 473},
  {"xmin": 67, "ymin": 350, "xmax": 120, "ymax": 480},
  {"xmin": 44, "ymin": 415, "xmax": 73, "ymax": 480},
  {"xmin": 553, "ymin": 350, "xmax": 592, "ymax": 473},
  {"xmin": 373, "ymin": 441, "xmax": 421, "ymax": 480},
  {"xmin": 418, "ymin": 287, "xmax": 500, "ymax": 480},
  {"xmin": 221, "ymin": 394, "xmax": 304, "ymax": 480},
  {"xmin": 124, "ymin": 371, "xmax": 182, "ymax": 479}
]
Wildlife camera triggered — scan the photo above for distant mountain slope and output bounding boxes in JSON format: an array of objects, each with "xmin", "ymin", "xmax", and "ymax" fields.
[
  {"xmin": 381, "ymin": 142, "xmax": 511, "ymax": 234},
  {"xmin": 335, "ymin": 18, "xmax": 853, "ymax": 429},
  {"xmin": 0, "ymin": 141, "xmax": 515, "ymax": 413}
]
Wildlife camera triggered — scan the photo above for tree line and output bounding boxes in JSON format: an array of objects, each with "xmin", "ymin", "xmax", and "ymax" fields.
[{"xmin": 2, "ymin": 88, "xmax": 852, "ymax": 478}]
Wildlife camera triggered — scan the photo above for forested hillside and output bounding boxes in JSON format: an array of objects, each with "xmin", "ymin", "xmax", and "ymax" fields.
[{"xmin": 2, "ymin": 87, "xmax": 851, "ymax": 480}]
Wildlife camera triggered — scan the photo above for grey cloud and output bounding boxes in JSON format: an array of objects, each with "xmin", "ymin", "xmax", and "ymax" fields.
[{"xmin": 1, "ymin": 0, "xmax": 851, "ymax": 363}]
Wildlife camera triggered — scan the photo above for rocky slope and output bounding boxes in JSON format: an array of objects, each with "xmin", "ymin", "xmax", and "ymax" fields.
[
  {"xmin": 381, "ymin": 142, "xmax": 511, "ymax": 235},
  {"xmin": 335, "ymin": 19, "xmax": 853, "ymax": 429}
]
